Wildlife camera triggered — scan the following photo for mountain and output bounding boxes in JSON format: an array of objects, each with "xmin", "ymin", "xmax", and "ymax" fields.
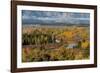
[{"xmin": 22, "ymin": 10, "xmax": 90, "ymax": 26}]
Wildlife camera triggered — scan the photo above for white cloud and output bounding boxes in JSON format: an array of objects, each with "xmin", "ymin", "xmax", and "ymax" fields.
[{"xmin": 22, "ymin": 15, "xmax": 30, "ymax": 19}]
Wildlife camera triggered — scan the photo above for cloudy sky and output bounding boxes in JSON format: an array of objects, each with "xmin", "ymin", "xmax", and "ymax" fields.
[{"xmin": 22, "ymin": 10, "xmax": 90, "ymax": 25}]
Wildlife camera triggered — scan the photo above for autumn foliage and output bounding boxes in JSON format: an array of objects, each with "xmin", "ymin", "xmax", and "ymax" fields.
[{"xmin": 22, "ymin": 26, "xmax": 90, "ymax": 62}]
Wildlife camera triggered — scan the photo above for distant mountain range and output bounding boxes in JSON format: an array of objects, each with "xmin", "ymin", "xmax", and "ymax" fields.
[
  {"xmin": 22, "ymin": 10, "xmax": 90, "ymax": 26},
  {"xmin": 22, "ymin": 19, "xmax": 89, "ymax": 26}
]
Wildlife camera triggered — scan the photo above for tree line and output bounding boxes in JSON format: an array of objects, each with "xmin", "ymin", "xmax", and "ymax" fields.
[{"xmin": 22, "ymin": 31, "xmax": 57, "ymax": 45}]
